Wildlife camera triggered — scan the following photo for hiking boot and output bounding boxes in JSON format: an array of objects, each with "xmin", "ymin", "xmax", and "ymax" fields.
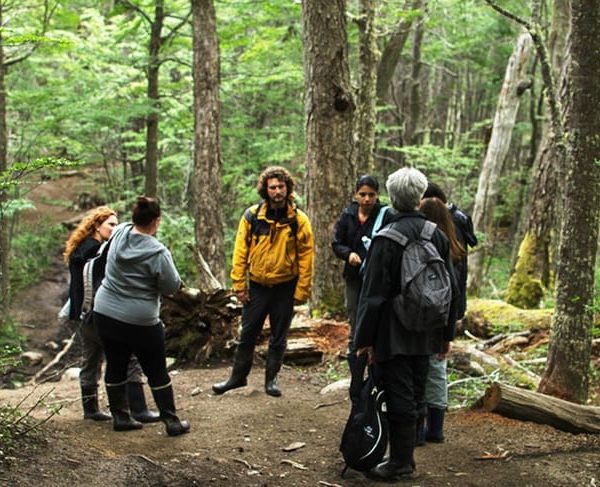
[
  {"xmin": 106, "ymin": 383, "xmax": 143, "ymax": 431},
  {"xmin": 127, "ymin": 382, "xmax": 160, "ymax": 423},
  {"xmin": 151, "ymin": 384, "xmax": 190, "ymax": 437},
  {"xmin": 81, "ymin": 385, "xmax": 112, "ymax": 421},
  {"xmin": 212, "ymin": 345, "xmax": 254, "ymax": 395}
]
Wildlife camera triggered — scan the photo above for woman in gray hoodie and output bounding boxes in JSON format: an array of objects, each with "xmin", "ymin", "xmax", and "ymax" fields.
[{"xmin": 94, "ymin": 196, "xmax": 189, "ymax": 436}]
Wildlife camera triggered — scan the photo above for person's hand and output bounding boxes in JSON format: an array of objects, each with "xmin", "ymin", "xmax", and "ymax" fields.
[
  {"xmin": 348, "ymin": 252, "xmax": 362, "ymax": 266},
  {"xmin": 236, "ymin": 290, "xmax": 250, "ymax": 305},
  {"xmin": 356, "ymin": 346, "xmax": 374, "ymax": 365},
  {"xmin": 435, "ymin": 341, "xmax": 451, "ymax": 359}
]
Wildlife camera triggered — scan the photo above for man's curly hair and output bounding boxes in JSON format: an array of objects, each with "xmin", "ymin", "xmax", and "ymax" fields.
[{"xmin": 256, "ymin": 166, "xmax": 295, "ymax": 201}]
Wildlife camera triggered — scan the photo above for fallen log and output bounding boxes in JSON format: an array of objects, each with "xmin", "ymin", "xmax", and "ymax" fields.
[{"xmin": 477, "ymin": 382, "xmax": 600, "ymax": 434}]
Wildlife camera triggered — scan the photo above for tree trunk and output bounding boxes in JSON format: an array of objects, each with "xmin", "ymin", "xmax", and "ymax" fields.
[
  {"xmin": 479, "ymin": 382, "xmax": 600, "ymax": 434},
  {"xmin": 538, "ymin": 1, "xmax": 600, "ymax": 403},
  {"xmin": 354, "ymin": 0, "xmax": 379, "ymax": 176},
  {"xmin": 404, "ymin": 4, "xmax": 425, "ymax": 145},
  {"xmin": 190, "ymin": 0, "xmax": 225, "ymax": 284},
  {"xmin": 144, "ymin": 0, "xmax": 164, "ymax": 198},
  {"xmin": 302, "ymin": 0, "xmax": 355, "ymax": 314},
  {"xmin": 0, "ymin": 4, "xmax": 8, "ymax": 328},
  {"xmin": 468, "ymin": 32, "xmax": 533, "ymax": 295},
  {"xmin": 505, "ymin": 0, "xmax": 570, "ymax": 308},
  {"xmin": 374, "ymin": 0, "xmax": 421, "ymax": 175}
]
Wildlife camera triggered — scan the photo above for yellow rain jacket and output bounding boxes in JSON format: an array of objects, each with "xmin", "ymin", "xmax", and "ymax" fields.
[{"xmin": 231, "ymin": 201, "xmax": 314, "ymax": 302}]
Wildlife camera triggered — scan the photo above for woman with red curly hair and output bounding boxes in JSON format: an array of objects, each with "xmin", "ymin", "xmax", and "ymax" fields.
[{"xmin": 64, "ymin": 206, "xmax": 158, "ymax": 424}]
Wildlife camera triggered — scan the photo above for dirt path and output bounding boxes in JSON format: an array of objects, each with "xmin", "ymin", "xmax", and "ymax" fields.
[{"xmin": 1, "ymin": 364, "xmax": 600, "ymax": 487}]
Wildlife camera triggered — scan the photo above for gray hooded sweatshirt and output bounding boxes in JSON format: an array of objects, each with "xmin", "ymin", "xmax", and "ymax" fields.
[{"xmin": 94, "ymin": 223, "xmax": 181, "ymax": 326}]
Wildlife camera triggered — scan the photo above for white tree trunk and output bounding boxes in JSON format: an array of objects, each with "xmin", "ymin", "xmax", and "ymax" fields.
[{"xmin": 468, "ymin": 31, "xmax": 533, "ymax": 295}]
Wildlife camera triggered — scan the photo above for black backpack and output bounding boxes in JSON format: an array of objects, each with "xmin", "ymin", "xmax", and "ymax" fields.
[
  {"xmin": 376, "ymin": 220, "xmax": 452, "ymax": 332},
  {"xmin": 80, "ymin": 239, "xmax": 111, "ymax": 319},
  {"xmin": 339, "ymin": 370, "xmax": 388, "ymax": 475},
  {"xmin": 243, "ymin": 201, "xmax": 298, "ymax": 246}
]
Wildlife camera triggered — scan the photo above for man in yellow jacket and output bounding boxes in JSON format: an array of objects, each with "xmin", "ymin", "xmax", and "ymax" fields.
[{"xmin": 213, "ymin": 166, "xmax": 314, "ymax": 397}]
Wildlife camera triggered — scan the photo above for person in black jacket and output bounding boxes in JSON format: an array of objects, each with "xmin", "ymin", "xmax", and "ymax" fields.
[
  {"xmin": 423, "ymin": 182, "xmax": 478, "ymax": 319},
  {"xmin": 332, "ymin": 175, "xmax": 394, "ymax": 404},
  {"xmin": 64, "ymin": 206, "xmax": 158, "ymax": 424},
  {"xmin": 355, "ymin": 168, "xmax": 458, "ymax": 481}
]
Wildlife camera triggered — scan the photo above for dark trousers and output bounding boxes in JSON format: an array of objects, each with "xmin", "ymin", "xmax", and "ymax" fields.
[
  {"xmin": 79, "ymin": 313, "xmax": 143, "ymax": 387},
  {"xmin": 379, "ymin": 354, "xmax": 430, "ymax": 423},
  {"xmin": 94, "ymin": 312, "xmax": 170, "ymax": 388},
  {"xmin": 239, "ymin": 279, "xmax": 296, "ymax": 355},
  {"xmin": 344, "ymin": 277, "xmax": 362, "ymax": 353}
]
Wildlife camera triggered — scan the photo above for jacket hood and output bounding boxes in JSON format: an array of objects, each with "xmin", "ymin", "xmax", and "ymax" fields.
[{"xmin": 111, "ymin": 223, "xmax": 165, "ymax": 264}]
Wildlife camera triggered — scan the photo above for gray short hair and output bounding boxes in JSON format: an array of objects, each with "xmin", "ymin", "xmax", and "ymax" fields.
[{"xmin": 386, "ymin": 167, "xmax": 428, "ymax": 211}]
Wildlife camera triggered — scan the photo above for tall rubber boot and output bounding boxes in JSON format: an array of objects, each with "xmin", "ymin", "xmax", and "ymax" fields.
[
  {"xmin": 265, "ymin": 348, "xmax": 285, "ymax": 397},
  {"xmin": 127, "ymin": 382, "xmax": 160, "ymax": 423},
  {"xmin": 81, "ymin": 385, "xmax": 112, "ymax": 421},
  {"xmin": 369, "ymin": 420, "xmax": 416, "ymax": 481},
  {"xmin": 106, "ymin": 383, "xmax": 143, "ymax": 432},
  {"xmin": 151, "ymin": 384, "xmax": 190, "ymax": 437},
  {"xmin": 426, "ymin": 407, "xmax": 446, "ymax": 443},
  {"xmin": 347, "ymin": 352, "xmax": 367, "ymax": 409},
  {"xmin": 212, "ymin": 345, "xmax": 254, "ymax": 395}
]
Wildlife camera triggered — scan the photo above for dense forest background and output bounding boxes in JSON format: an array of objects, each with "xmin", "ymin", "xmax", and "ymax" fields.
[{"xmin": 1, "ymin": 0, "xmax": 599, "ymax": 403}]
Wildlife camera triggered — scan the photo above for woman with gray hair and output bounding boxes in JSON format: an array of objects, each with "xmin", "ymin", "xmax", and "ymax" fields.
[{"xmin": 354, "ymin": 167, "xmax": 458, "ymax": 481}]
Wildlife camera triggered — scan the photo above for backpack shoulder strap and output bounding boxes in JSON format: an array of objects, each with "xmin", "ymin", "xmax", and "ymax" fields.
[
  {"xmin": 375, "ymin": 226, "xmax": 409, "ymax": 247},
  {"xmin": 420, "ymin": 220, "xmax": 437, "ymax": 241},
  {"xmin": 244, "ymin": 202, "xmax": 263, "ymax": 246},
  {"xmin": 370, "ymin": 206, "xmax": 388, "ymax": 237}
]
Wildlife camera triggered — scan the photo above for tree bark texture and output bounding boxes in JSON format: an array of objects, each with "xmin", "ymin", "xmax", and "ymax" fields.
[
  {"xmin": 539, "ymin": 1, "xmax": 600, "ymax": 403},
  {"xmin": 144, "ymin": 0, "xmax": 164, "ymax": 198},
  {"xmin": 404, "ymin": 4, "xmax": 425, "ymax": 146},
  {"xmin": 480, "ymin": 382, "xmax": 600, "ymax": 434},
  {"xmin": 0, "ymin": 3, "xmax": 8, "ymax": 326},
  {"xmin": 354, "ymin": 0, "xmax": 379, "ymax": 176},
  {"xmin": 302, "ymin": 0, "xmax": 355, "ymax": 313},
  {"xmin": 191, "ymin": 0, "xmax": 226, "ymax": 284},
  {"xmin": 468, "ymin": 31, "xmax": 533, "ymax": 295},
  {"xmin": 505, "ymin": 0, "xmax": 570, "ymax": 308}
]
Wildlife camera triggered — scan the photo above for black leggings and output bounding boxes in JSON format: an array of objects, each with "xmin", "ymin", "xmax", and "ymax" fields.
[{"xmin": 94, "ymin": 312, "xmax": 170, "ymax": 388}]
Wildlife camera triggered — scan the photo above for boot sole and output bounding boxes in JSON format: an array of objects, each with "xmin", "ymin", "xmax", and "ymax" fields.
[{"xmin": 212, "ymin": 381, "xmax": 247, "ymax": 395}]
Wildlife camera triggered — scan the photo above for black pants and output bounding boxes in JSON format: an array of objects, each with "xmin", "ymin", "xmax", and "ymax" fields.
[
  {"xmin": 79, "ymin": 312, "xmax": 143, "ymax": 388},
  {"xmin": 94, "ymin": 312, "xmax": 170, "ymax": 388},
  {"xmin": 239, "ymin": 279, "xmax": 296, "ymax": 355},
  {"xmin": 379, "ymin": 354, "xmax": 430, "ymax": 423}
]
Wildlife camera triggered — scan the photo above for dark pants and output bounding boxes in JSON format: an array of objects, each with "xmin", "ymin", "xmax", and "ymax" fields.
[
  {"xmin": 239, "ymin": 279, "xmax": 296, "ymax": 356},
  {"xmin": 344, "ymin": 277, "xmax": 362, "ymax": 353},
  {"xmin": 79, "ymin": 313, "xmax": 143, "ymax": 388},
  {"xmin": 94, "ymin": 312, "xmax": 170, "ymax": 388},
  {"xmin": 379, "ymin": 354, "xmax": 430, "ymax": 423}
]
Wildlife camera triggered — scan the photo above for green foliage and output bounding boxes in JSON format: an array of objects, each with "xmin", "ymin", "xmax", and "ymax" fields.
[
  {"xmin": 157, "ymin": 212, "xmax": 198, "ymax": 286},
  {"xmin": 9, "ymin": 224, "xmax": 65, "ymax": 293}
]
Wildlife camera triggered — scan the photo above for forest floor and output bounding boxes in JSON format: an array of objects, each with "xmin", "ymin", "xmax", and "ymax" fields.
[{"xmin": 1, "ymin": 171, "xmax": 599, "ymax": 486}]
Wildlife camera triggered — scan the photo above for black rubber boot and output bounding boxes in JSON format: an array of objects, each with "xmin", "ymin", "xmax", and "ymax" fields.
[
  {"xmin": 151, "ymin": 384, "xmax": 190, "ymax": 437},
  {"xmin": 426, "ymin": 407, "xmax": 446, "ymax": 443},
  {"xmin": 106, "ymin": 384, "xmax": 143, "ymax": 432},
  {"xmin": 212, "ymin": 345, "xmax": 254, "ymax": 395},
  {"xmin": 127, "ymin": 382, "xmax": 160, "ymax": 423},
  {"xmin": 369, "ymin": 420, "xmax": 416, "ymax": 481},
  {"xmin": 81, "ymin": 385, "xmax": 112, "ymax": 421},
  {"xmin": 265, "ymin": 348, "xmax": 285, "ymax": 397},
  {"xmin": 347, "ymin": 352, "xmax": 367, "ymax": 408},
  {"xmin": 416, "ymin": 414, "xmax": 427, "ymax": 447}
]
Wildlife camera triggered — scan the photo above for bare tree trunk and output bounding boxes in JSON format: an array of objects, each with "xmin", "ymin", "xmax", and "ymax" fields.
[
  {"xmin": 302, "ymin": 0, "xmax": 355, "ymax": 314},
  {"xmin": 539, "ymin": 1, "xmax": 600, "ymax": 403},
  {"xmin": 190, "ymin": 0, "xmax": 225, "ymax": 284},
  {"xmin": 144, "ymin": 0, "xmax": 164, "ymax": 198},
  {"xmin": 468, "ymin": 32, "xmax": 533, "ymax": 295},
  {"xmin": 0, "ymin": 4, "xmax": 8, "ymax": 327},
  {"xmin": 374, "ymin": 0, "xmax": 421, "ymax": 175},
  {"xmin": 404, "ymin": 4, "xmax": 425, "ymax": 145},
  {"xmin": 354, "ymin": 0, "xmax": 379, "ymax": 176},
  {"xmin": 505, "ymin": 0, "xmax": 570, "ymax": 308}
]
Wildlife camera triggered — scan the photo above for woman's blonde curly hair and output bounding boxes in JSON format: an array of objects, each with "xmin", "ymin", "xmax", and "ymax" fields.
[{"xmin": 63, "ymin": 206, "xmax": 117, "ymax": 264}]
